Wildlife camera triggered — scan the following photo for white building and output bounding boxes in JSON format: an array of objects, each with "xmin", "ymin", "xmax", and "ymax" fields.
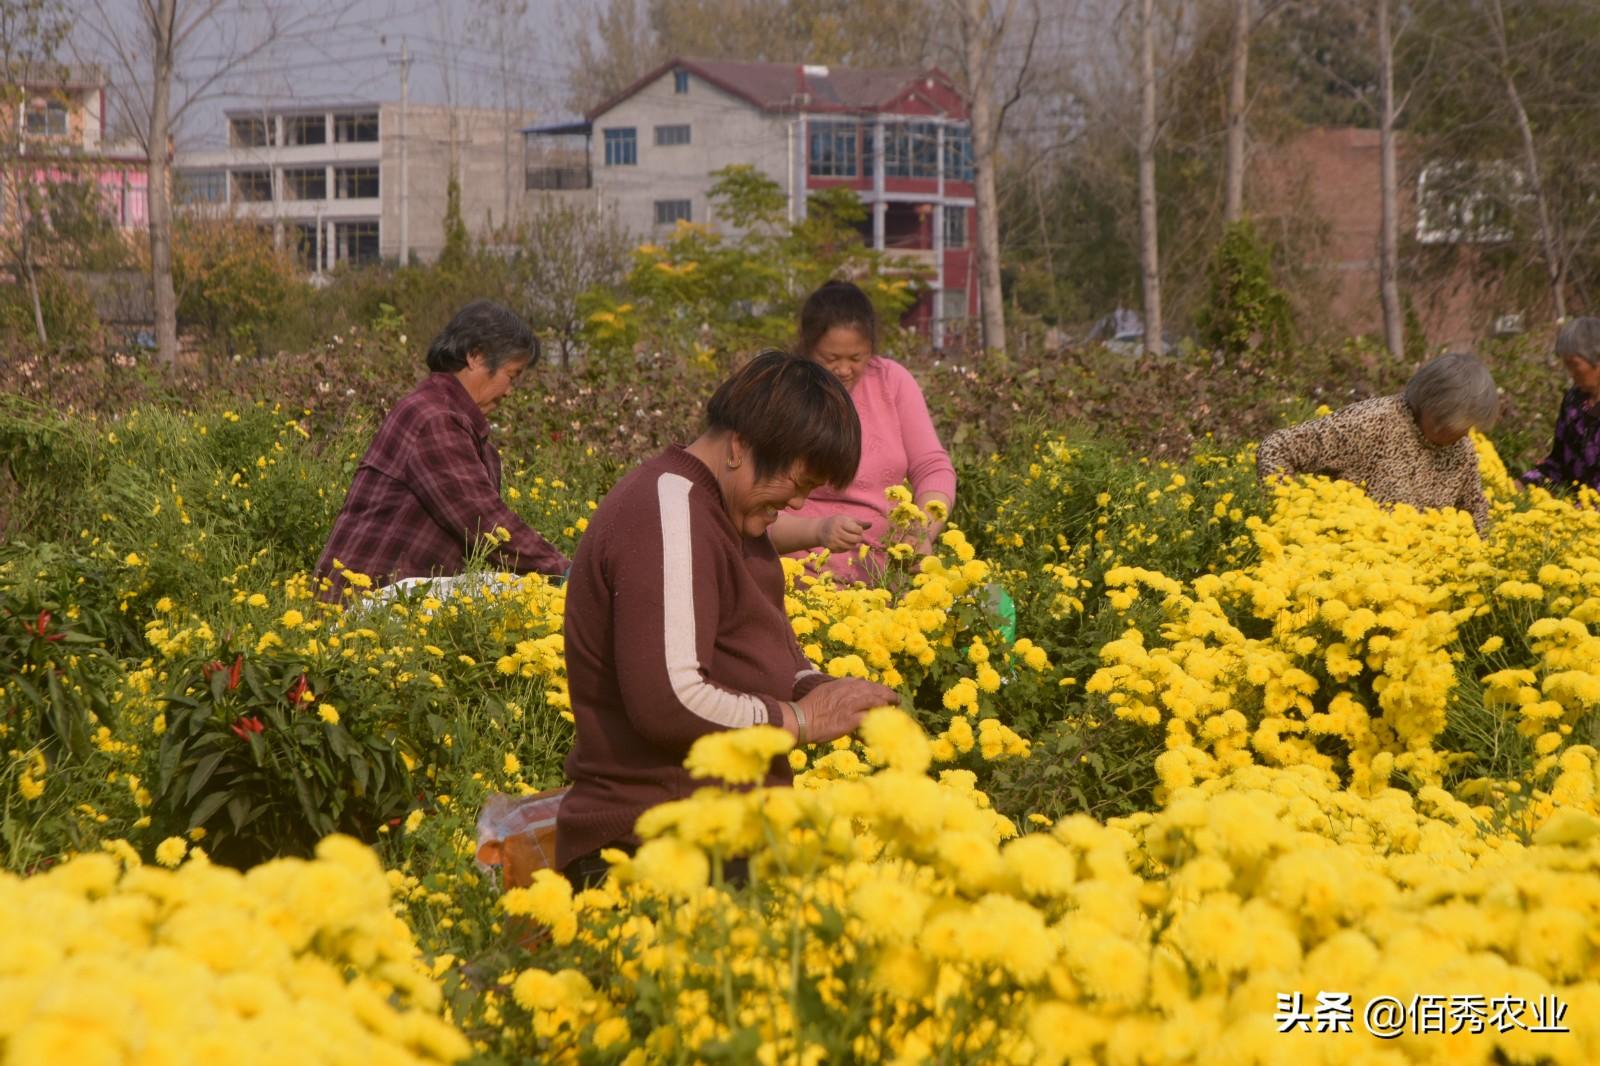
[
  {"xmin": 524, "ymin": 58, "xmax": 980, "ymax": 334},
  {"xmin": 176, "ymin": 102, "xmax": 530, "ymax": 269}
]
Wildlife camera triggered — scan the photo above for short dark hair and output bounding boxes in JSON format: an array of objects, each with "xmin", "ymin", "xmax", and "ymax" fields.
[
  {"xmin": 705, "ymin": 349, "xmax": 860, "ymax": 489},
  {"xmin": 425, "ymin": 301, "xmax": 538, "ymax": 372},
  {"xmin": 798, "ymin": 280, "xmax": 878, "ymax": 358}
]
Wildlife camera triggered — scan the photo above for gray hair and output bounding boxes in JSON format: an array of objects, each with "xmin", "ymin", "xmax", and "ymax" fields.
[
  {"xmin": 424, "ymin": 301, "xmax": 538, "ymax": 373},
  {"xmin": 1555, "ymin": 317, "xmax": 1600, "ymax": 366},
  {"xmin": 1403, "ymin": 351, "xmax": 1500, "ymax": 433}
]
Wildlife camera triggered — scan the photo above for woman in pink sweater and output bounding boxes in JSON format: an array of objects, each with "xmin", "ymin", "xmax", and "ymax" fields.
[{"xmin": 770, "ymin": 281, "xmax": 957, "ymax": 583}]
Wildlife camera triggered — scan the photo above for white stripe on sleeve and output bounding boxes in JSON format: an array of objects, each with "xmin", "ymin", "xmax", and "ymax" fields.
[{"xmin": 657, "ymin": 473, "xmax": 766, "ymax": 728}]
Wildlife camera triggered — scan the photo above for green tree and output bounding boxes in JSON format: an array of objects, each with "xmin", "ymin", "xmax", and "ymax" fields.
[
  {"xmin": 437, "ymin": 174, "xmax": 470, "ymax": 275},
  {"xmin": 168, "ymin": 214, "xmax": 301, "ymax": 364},
  {"xmin": 578, "ymin": 165, "xmax": 918, "ymax": 376},
  {"xmin": 1195, "ymin": 218, "xmax": 1294, "ymax": 358}
]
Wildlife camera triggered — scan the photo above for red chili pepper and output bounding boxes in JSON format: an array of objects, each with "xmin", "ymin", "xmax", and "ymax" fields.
[
  {"xmin": 34, "ymin": 611, "xmax": 51, "ymax": 636},
  {"xmin": 228, "ymin": 654, "xmax": 243, "ymax": 692},
  {"xmin": 230, "ymin": 715, "xmax": 265, "ymax": 740},
  {"xmin": 202, "ymin": 660, "xmax": 225, "ymax": 681},
  {"xmin": 286, "ymin": 674, "xmax": 309, "ymax": 707},
  {"xmin": 550, "ymin": 430, "xmax": 564, "ymax": 443}
]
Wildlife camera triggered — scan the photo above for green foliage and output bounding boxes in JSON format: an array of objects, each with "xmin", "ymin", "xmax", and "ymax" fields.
[
  {"xmin": 0, "ymin": 545, "xmax": 122, "ymax": 760},
  {"xmin": 578, "ymin": 165, "xmax": 919, "ymax": 376},
  {"xmin": 0, "ymin": 267, "xmax": 99, "ymax": 354},
  {"xmin": 151, "ymin": 651, "xmax": 414, "ymax": 868},
  {"xmin": 438, "ymin": 174, "xmax": 471, "ymax": 275},
  {"xmin": 169, "ymin": 215, "xmax": 302, "ymax": 358},
  {"xmin": 1195, "ymin": 219, "xmax": 1295, "ymax": 357}
]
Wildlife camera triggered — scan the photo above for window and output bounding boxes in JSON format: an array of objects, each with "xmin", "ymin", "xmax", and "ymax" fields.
[
  {"xmin": 283, "ymin": 167, "xmax": 327, "ymax": 200},
  {"xmin": 880, "ymin": 122, "xmax": 941, "ymax": 179},
  {"xmin": 230, "ymin": 116, "xmax": 274, "ymax": 147},
  {"xmin": 1416, "ymin": 161, "xmax": 1518, "ymax": 245},
  {"xmin": 334, "ymin": 220, "xmax": 380, "ymax": 265},
  {"xmin": 944, "ymin": 125, "xmax": 975, "ymax": 181},
  {"xmin": 292, "ymin": 223, "xmax": 320, "ymax": 272},
  {"xmin": 910, "ymin": 122, "xmax": 940, "ymax": 178},
  {"xmin": 942, "ymin": 207, "xmax": 967, "ymax": 249},
  {"xmin": 674, "ymin": 70, "xmax": 690, "ymax": 94},
  {"xmin": 335, "ymin": 165, "xmax": 379, "ymax": 199},
  {"xmin": 940, "ymin": 289, "xmax": 968, "ymax": 320},
  {"xmin": 655, "ymin": 124, "xmax": 691, "ymax": 146},
  {"xmin": 654, "ymin": 199, "xmax": 692, "ymax": 225},
  {"xmin": 284, "ymin": 115, "xmax": 326, "ymax": 146},
  {"xmin": 881, "ymin": 123, "xmax": 911, "ymax": 177},
  {"xmin": 808, "ymin": 121, "xmax": 858, "ymax": 178},
  {"xmin": 334, "ymin": 112, "xmax": 379, "ymax": 143},
  {"xmin": 232, "ymin": 169, "xmax": 273, "ymax": 202},
  {"xmin": 25, "ymin": 100, "xmax": 68, "ymax": 136},
  {"xmin": 603, "ymin": 128, "xmax": 637, "ymax": 166},
  {"xmin": 177, "ymin": 170, "xmax": 226, "ymax": 204}
]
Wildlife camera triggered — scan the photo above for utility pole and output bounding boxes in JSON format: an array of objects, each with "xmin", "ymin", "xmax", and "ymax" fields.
[{"xmin": 396, "ymin": 39, "xmax": 411, "ymax": 265}]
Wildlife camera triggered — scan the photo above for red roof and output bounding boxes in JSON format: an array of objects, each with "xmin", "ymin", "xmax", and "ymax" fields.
[{"xmin": 587, "ymin": 57, "xmax": 963, "ymax": 121}]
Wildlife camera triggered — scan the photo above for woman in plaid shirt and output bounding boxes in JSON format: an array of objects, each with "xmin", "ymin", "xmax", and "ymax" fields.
[
  {"xmin": 315, "ymin": 301, "xmax": 569, "ymax": 602},
  {"xmin": 1522, "ymin": 317, "xmax": 1600, "ymax": 495}
]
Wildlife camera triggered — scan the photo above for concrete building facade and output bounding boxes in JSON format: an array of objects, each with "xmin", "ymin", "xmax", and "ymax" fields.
[
  {"xmin": 524, "ymin": 58, "xmax": 978, "ymax": 340},
  {"xmin": 176, "ymin": 102, "xmax": 529, "ymax": 270}
]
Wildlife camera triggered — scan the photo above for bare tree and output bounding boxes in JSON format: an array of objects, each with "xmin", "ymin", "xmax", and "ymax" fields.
[
  {"xmin": 1221, "ymin": 0, "xmax": 1288, "ymax": 224},
  {"xmin": 1479, "ymin": 0, "xmax": 1566, "ymax": 320},
  {"xmin": 468, "ymin": 0, "xmax": 532, "ymax": 229},
  {"xmin": 79, "ymin": 0, "xmax": 352, "ymax": 365},
  {"xmin": 1, "ymin": 0, "xmax": 71, "ymax": 347},
  {"xmin": 950, "ymin": 0, "xmax": 1041, "ymax": 357},
  {"xmin": 505, "ymin": 199, "xmax": 632, "ymax": 367},
  {"xmin": 1138, "ymin": 0, "xmax": 1163, "ymax": 354},
  {"xmin": 1376, "ymin": 0, "xmax": 1403, "ymax": 358}
]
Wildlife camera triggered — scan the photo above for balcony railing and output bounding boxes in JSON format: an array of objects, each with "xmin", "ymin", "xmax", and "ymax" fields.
[{"xmin": 526, "ymin": 164, "xmax": 592, "ymax": 192}]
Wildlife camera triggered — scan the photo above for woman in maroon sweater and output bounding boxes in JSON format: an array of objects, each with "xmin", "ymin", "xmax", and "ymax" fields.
[{"xmin": 557, "ymin": 351, "xmax": 899, "ymax": 885}]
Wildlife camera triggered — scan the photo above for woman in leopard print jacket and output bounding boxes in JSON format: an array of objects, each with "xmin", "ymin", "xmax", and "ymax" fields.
[{"xmin": 1256, "ymin": 351, "xmax": 1499, "ymax": 533}]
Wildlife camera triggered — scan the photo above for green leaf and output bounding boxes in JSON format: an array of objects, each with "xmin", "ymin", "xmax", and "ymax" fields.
[
  {"xmin": 227, "ymin": 792, "xmax": 253, "ymax": 833},
  {"xmin": 189, "ymin": 788, "xmax": 232, "ymax": 829},
  {"xmin": 186, "ymin": 750, "xmax": 226, "ymax": 803}
]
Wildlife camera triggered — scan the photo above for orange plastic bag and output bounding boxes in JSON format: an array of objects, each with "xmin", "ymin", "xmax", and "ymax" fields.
[{"xmin": 474, "ymin": 787, "xmax": 569, "ymax": 891}]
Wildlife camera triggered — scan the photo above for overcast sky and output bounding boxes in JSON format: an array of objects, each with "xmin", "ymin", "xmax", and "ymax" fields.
[{"xmin": 76, "ymin": 0, "xmax": 583, "ymax": 151}]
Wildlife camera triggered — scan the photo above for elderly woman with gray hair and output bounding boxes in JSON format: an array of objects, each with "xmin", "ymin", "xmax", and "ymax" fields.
[
  {"xmin": 1256, "ymin": 351, "xmax": 1499, "ymax": 532},
  {"xmin": 1521, "ymin": 317, "xmax": 1600, "ymax": 495}
]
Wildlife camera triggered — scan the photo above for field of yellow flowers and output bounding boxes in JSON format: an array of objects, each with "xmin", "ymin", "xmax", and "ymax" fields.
[{"xmin": 4, "ymin": 393, "xmax": 1600, "ymax": 1064}]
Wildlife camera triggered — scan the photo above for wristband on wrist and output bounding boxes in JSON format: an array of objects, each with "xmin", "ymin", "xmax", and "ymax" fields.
[{"xmin": 787, "ymin": 700, "xmax": 809, "ymax": 745}]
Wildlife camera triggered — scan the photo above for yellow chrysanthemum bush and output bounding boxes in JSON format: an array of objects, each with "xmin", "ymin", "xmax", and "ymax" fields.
[
  {"xmin": 0, "ymin": 833, "xmax": 469, "ymax": 1066},
  {"xmin": 1083, "ymin": 438, "xmax": 1600, "ymax": 830},
  {"xmin": 485, "ymin": 713, "xmax": 1600, "ymax": 1065}
]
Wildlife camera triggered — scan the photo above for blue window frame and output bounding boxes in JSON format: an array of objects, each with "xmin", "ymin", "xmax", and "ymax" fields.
[
  {"xmin": 944, "ymin": 125, "xmax": 975, "ymax": 181},
  {"xmin": 807, "ymin": 121, "xmax": 858, "ymax": 178},
  {"xmin": 674, "ymin": 70, "xmax": 690, "ymax": 94},
  {"xmin": 603, "ymin": 128, "xmax": 637, "ymax": 166}
]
